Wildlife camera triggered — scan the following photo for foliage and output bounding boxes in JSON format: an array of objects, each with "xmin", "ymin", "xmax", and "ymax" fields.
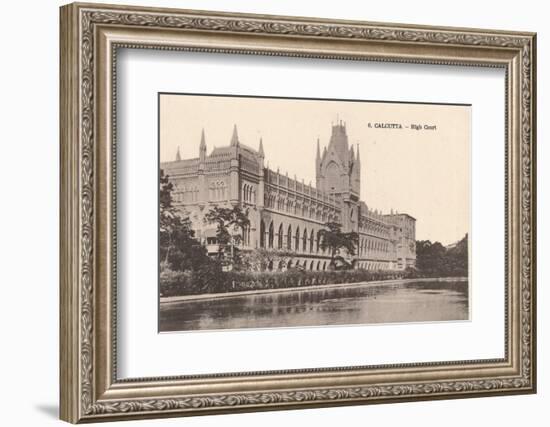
[
  {"xmin": 159, "ymin": 169, "xmax": 210, "ymax": 272},
  {"xmin": 204, "ymin": 205, "xmax": 250, "ymax": 265},
  {"xmin": 318, "ymin": 221, "xmax": 359, "ymax": 268},
  {"xmin": 159, "ymin": 267, "xmax": 405, "ymax": 297},
  {"xmin": 239, "ymin": 248, "xmax": 296, "ymax": 272},
  {"xmin": 204, "ymin": 205, "xmax": 250, "ymax": 245},
  {"xmin": 414, "ymin": 234, "xmax": 468, "ymax": 277}
]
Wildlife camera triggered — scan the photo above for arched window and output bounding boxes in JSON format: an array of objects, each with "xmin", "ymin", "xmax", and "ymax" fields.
[
  {"xmin": 277, "ymin": 223, "xmax": 283, "ymax": 249},
  {"xmin": 302, "ymin": 228, "xmax": 308, "ymax": 252},
  {"xmin": 287, "ymin": 225, "xmax": 292, "ymax": 250},
  {"xmin": 243, "ymin": 183, "xmax": 250, "ymax": 203},
  {"xmin": 278, "ymin": 260, "xmax": 284, "ymax": 271},
  {"xmin": 309, "ymin": 229, "xmax": 314, "ymax": 253},
  {"xmin": 268, "ymin": 221, "xmax": 274, "ymax": 249},
  {"xmin": 295, "ymin": 227, "xmax": 300, "ymax": 251},
  {"xmin": 316, "ymin": 231, "xmax": 321, "ymax": 253},
  {"xmin": 316, "ymin": 261, "xmax": 320, "ymax": 270},
  {"xmin": 309, "ymin": 260, "xmax": 314, "ymax": 270},
  {"xmin": 241, "ymin": 225, "xmax": 247, "ymax": 247},
  {"xmin": 245, "ymin": 223, "xmax": 252, "ymax": 246},
  {"xmin": 259, "ymin": 220, "xmax": 265, "ymax": 248}
]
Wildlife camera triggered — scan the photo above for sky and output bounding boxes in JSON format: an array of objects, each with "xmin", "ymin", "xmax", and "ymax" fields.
[{"xmin": 160, "ymin": 94, "xmax": 470, "ymax": 245}]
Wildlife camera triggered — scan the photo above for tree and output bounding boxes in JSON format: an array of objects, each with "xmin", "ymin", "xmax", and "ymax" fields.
[
  {"xmin": 318, "ymin": 222, "xmax": 359, "ymax": 269},
  {"xmin": 159, "ymin": 169, "xmax": 209, "ymax": 272},
  {"xmin": 446, "ymin": 234, "xmax": 468, "ymax": 276},
  {"xmin": 415, "ymin": 234, "xmax": 468, "ymax": 277},
  {"xmin": 204, "ymin": 205, "xmax": 250, "ymax": 265}
]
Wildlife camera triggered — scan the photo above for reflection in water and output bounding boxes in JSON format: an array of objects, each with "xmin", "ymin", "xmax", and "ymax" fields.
[{"xmin": 159, "ymin": 279, "xmax": 469, "ymax": 332}]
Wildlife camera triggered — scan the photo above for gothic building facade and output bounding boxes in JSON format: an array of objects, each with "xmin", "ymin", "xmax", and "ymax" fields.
[{"xmin": 161, "ymin": 121, "xmax": 416, "ymax": 271}]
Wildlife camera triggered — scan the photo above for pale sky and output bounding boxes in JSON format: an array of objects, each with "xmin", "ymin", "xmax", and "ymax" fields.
[{"xmin": 160, "ymin": 94, "xmax": 470, "ymax": 245}]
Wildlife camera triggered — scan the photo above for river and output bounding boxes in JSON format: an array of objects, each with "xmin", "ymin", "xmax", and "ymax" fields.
[{"xmin": 159, "ymin": 278, "xmax": 469, "ymax": 332}]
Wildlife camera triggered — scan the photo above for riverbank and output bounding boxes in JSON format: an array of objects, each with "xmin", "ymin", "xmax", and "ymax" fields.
[{"xmin": 160, "ymin": 276, "xmax": 467, "ymax": 305}]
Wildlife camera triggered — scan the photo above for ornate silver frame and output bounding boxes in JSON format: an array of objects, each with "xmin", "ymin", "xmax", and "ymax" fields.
[{"xmin": 60, "ymin": 2, "xmax": 536, "ymax": 423}]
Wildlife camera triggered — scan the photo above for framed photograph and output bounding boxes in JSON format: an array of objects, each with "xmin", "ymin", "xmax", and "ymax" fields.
[{"xmin": 60, "ymin": 2, "xmax": 537, "ymax": 423}]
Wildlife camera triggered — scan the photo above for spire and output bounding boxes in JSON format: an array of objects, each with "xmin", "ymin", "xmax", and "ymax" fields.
[
  {"xmin": 200, "ymin": 128, "xmax": 206, "ymax": 149},
  {"xmin": 316, "ymin": 138, "xmax": 321, "ymax": 160},
  {"xmin": 175, "ymin": 146, "xmax": 181, "ymax": 161},
  {"xmin": 230, "ymin": 124, "xmax": 239, "ymax": 146},
  {"xmin": 258, "ymin": 137, "xmax": 264, "ymax": 157},
  {"xmin": 356, "ymin": 144, "xmax": 361, "ymax": 162},
  {"xmin": 199, "ymin": 129, "xmax": 206, "ymax": 163}
]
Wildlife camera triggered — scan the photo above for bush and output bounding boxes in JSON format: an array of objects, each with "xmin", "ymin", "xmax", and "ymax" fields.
[
  {"xmin": 159, "ymin": 266, "xmax": 192, "ymax": 297},
  {"xmin": 160, "ymin": 264, "xmax": 409, "ymax": 297}
]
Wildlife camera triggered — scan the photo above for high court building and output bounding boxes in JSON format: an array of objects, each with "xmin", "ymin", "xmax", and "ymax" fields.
[{"xmin": 161, "ymin": 121, "xmax": 416, "ymax": 271}]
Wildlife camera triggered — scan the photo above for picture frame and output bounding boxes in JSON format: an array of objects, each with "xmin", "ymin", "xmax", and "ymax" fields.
[{"xmin": 59, "ymin": 2, "xmax": 537, "ymax": 423}]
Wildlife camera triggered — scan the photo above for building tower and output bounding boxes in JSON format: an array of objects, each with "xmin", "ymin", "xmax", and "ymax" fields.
[{"xmin": 316, "ymin": 120, "xmax": 361, "ymax": 233}]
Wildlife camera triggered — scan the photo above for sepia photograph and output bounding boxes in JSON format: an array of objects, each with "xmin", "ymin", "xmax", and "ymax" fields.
[{"xmin": 158, "ymin": 93, "xmax": 470, "ymax": 332}]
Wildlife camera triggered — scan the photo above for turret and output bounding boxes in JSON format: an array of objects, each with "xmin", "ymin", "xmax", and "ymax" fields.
[
  {"xmin": 175, "ymin": 146, "xmax": 181, "ymax": 161},
  {"xmin": 257, "ymin": 137, "xmax": 265, "ymax": 208},
  {"xmin": 316, "ymin": 137, "xmax": 321, "ymax": 160},
  {"xmin": 199, "ymin": 129, "xmax": 206, "ymax": 164},
  {"xmin": 351, "ymin": 143, "xmax": 361, "ymax": 196},
  {"xmin": 230, "ymin": 124, "xmax": 239, "ymax": 147},
  {"xmin": 229, "ymin": 125, "xmax": 239, "ymax": 204},
  {"xmin": 329, "ymin": 120, "xmax": 349, "ymax": 169},
  {"xmin": 315, "ymin": 137, "xmax": 321, "ymax": 174},
  {"xmin": 198, "ymin": 129, "xmax": 207, "ymax": 205},
  {"xmin": 258, "ymin": 137, "xmax": 264, "ymax": 159}
]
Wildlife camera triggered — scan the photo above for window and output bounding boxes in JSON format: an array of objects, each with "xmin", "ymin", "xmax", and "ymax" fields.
[{"xmin": 268, "ymin": 221, "xmax": 274, "ymax": 248}]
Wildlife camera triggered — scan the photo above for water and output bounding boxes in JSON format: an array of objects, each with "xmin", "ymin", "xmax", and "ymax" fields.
[{"xmin": 159, "ymin": 279, "xmax": 469, "ymax": 332}]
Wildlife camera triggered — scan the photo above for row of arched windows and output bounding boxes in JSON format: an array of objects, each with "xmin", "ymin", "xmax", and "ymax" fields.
[
  {"xmin": 267, "ymin": 259, "xmax": 329, "ymax": 272},
  {"xmin": 209, "ymin": 181, "xmax": 226, "ymax": 201},
  {"xmin": 242, "ymin": 183, "xmax": 256, "ymax": 204},
  {"xmin": 360, "ymin": 221, "xmax": 389, "ymax": 238},
  {"xmin": 356, "ymin": 261, "xmax": 388, "ymax": 270},
  {"xmin": 257, "ymin": 220, "xmax": 393, "ymax": 259},
  {"xmin": 358, "ymin": 237, "xmax": 390, "ymax": 255},
  {"xmin": 265, "ymin": 193, "xmax": 337, "ymax": 223},
  {"xmin": 259, "ymin": 220, "xmax": 326, "ymax": 254},
  {"xmin": 173, "ymin": 186, "xmax": 198, "ymax": 203}
]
